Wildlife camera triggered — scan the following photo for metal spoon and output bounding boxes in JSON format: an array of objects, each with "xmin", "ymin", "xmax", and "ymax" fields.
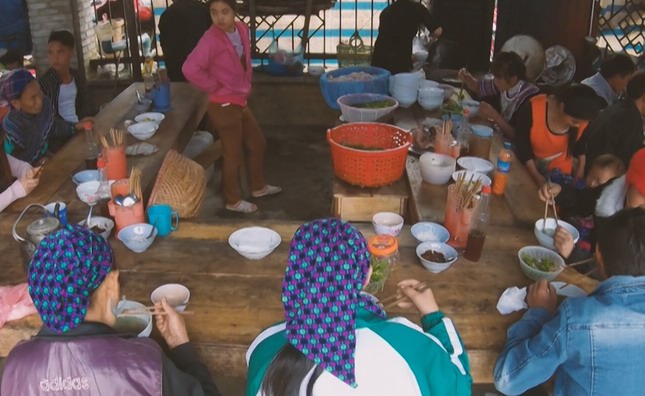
[
  {"xmin": 146, "ymin": 219, "xmax": 157, "ymax": 239},
  {"xmin": 85, "ymin": 205, "xmax": 93, "ymax": 228}
]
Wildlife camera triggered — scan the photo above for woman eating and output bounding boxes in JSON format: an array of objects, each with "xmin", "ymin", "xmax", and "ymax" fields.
[
  {"xmin": 514, "ymin": 84, "xmax": 603, "ymax": 186},
  {"xmin": 183, "ymin": 0, "xmax": 280, "ymax": 213},
  {"xmin": 246, "ymin": 218, "xmax": 472, "ymax": 395},
  {"xmin": 458, "ymin": 51, "xmax": 540, "ymax": 139},
  {"xmin": 1, "ymin": 69, "xmax": 85, "ymax": 165}
]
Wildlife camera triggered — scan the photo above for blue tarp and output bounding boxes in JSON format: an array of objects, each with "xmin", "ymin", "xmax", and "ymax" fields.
[{"xmin": 0, "ymin": 0, "xmax": 32, "ymax": 54}]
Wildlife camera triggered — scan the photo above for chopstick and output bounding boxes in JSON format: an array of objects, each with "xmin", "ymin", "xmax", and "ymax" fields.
[
  {"xmin": 34, "ymin": 157, "xmax": 48, "ymax": 177},
  {"xmin": 100, "ymin": 128, "xmax": 125, "ymax": 149},
  {"xmin": 558, "ymin": 267, "xmax": 598, "ymax": 291},
  {"xmin": 380, "ymin": 282, "xmax": 429, "ymax": 310},
  {"xmin": 567, "ymin": 257, "xmax": 594, "ymax": 268},
  {"xmin": 120, "ymin": 307, "xmax": 194, "ymax": 316}
]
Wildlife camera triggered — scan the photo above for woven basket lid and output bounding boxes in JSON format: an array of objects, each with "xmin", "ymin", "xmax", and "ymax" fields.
[{"xmin": 148, "ymin": 149, "xmax": 206, "ymax": 218}]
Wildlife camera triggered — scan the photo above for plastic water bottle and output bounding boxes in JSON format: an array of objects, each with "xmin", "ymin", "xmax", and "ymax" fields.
[
  {"xmin": 492, "ymin": 142, "xmax": 512, "ymax": 195},
  {"xmin": 464, "ymin": 185, "xmax": 491, "ymax": 262}
]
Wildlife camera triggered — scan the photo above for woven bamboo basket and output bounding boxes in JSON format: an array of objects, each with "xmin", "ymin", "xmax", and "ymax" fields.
[{"xmin": 148, "ymin": 149, "xmax": 206, "ymax": 218}]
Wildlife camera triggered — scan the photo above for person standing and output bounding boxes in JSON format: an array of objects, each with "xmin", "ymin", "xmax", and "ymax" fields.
[
  {"xmin": 159, "ymin": 0, "xmax": 212, "ymax": 82},
  {"xmin": 581, "ymin": 53, "xmax": 636, "ymax": 107},
  {"xmin": 183, "ymin": 0, "xmax": 281, "ymax": 213},
  {"xmin": 38, "ymin": 30, "xmax": 93, "ymax": 152},
  {"xmin": 371, "ymin": 0, "xmax": 442, "ymax": 74}
]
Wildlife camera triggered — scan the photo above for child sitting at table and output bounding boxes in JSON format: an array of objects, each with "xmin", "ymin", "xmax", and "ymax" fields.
[
  {"xmin": 0, "ymin": 131, "xmax": 40, "ymax": 212},
  {"xmin": 1, "ymin": 69, "xmax": 84, "ymax": 165},
  {"xmin": 458, "ymin": 51, "xmax": 540, "ymax": 139},
  {"xmin": 538, "ymin": 154, "xmax": 626, "ymax": 264}
]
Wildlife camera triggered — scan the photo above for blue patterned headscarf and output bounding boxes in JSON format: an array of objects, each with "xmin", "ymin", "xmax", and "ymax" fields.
[
  {"xmin": 0, "ymin": 68, "xmax": 35, "ymax": 104},
  {"xmin": 282, "ymin": 218, "xmax": 385, "ymax": 387},
  {"xmin": 27, "ymin": 224, "xmax": 114, "ymax": 334}
]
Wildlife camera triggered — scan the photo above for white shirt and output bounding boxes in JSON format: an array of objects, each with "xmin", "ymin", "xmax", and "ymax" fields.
[{"xmin": 58, "ymin": 80, "xmax": 79, "ymax": 123}]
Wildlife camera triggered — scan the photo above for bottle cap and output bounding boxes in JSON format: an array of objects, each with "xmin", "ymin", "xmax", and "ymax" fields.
[
  {"xmin": 482, "ymin": 185, "xmax": 492, "ymax": 194},
  {"xmin": 83, "ymin": 120, "xmax": 94, "ymax": 130},
  {"xmin": 503, "ymin": 141, "xmax": 512, "ymax": 149},
  {"xmin": 368, "ymin": 235, "xmax": 398, "ymax": 256},
  {"xmin": 97, "ymin": 158, "xmax": 106, "ymax": 169}
]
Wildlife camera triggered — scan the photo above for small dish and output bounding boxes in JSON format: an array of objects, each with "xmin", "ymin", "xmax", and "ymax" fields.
[
  {"xmin": 411, "ymin": 222, "xmax": 450, "ymax": 244},
  {"xmin": 134, "ymin": 112, "xmax": 165, "ymax": 124},
  {"xmin": 118, "ymin": 223, "xmax": 157, "ymax": 253},
  {"xmin": 76, "ymin": 181, "xmax": 101, "ymax": 205},
  {"xmin": 72, "ymin": 170, "xmax": 99, "ymax": 185},
  {"xmin": 151, "ymin": 283, "xmax": 190, "ymax": 311},
  {"xmin": 372, "ymin": 212, "xmax": 404, "ymax": 236},
  {"xmin": 127, "ymin": 121, "xmax": 159, "ymax": 140},
  {"xmin": 416, "ymin": 242, "xmax": 458, "ymax": 273},
  {"xmin": 457, "ymin": 156, "xmax": 495, "ymax": 175},
  {"xmin": 229, "ymin": 226, "xmax": 281, "ymax": 260},
  {"xmin": 114, "ymin": 299, "xmax": 153, "ymax": 337}
]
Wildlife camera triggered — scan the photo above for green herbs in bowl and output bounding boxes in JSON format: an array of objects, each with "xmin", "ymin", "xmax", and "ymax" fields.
[
  {"xmin": 522, "ymin": 254, "xmax": 558, "ymax": 272},
  {"xmin": 517, "ymin": 246, "xmax": 565, "ymax": 281},
  {"xmin": 353, "ymin": 100, "xmax": 396, "ymax": 109},
  {"xmin": 364, "ymin": 256, "xmax": 391, "ymax": 294}
]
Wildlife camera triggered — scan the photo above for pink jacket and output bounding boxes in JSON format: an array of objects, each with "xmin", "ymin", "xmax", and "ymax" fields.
[
  {"xmin": 183, "ymin": 21, "xmax": 253, "ymax": 106},
  {"xmin": 0, "ymin": 155, "xmax": 31, "ymax": 212}
]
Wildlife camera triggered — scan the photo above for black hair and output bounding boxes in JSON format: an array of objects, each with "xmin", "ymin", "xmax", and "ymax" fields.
[
  {"xmin": 0, "ymin": 49, "xmax": 24, "ymax": 67},
  {"xmin": 491, "ymin": 51, "xmax": 527, "ymax": 81},
  {"xmin": 597, "ymin": 208, "xmax": 645, "ymax": 277},
  {"xmin": 591, "ymin": 154, "xmax": 626, "ymax": 176},
  {"xmin": 48, "ymin": 30, "xmax": 75, "ymax": 49},
  {"xmin": 260, "ymin": 344, "xmax": 323, "ymax": 396},
  {"xmin": 208, "ymin": 0, "xmax": 237, "ymax": 11},
  {"xmin": 626, "ymin": 71, "xmax": 645, "ymax": 101},
  {"xmin": 552, "ymin": 84, "xmax": 604, "ymax": 157},
  {"xmin": 599, "ymin": 53, "xmax": 636, "ymax": 79}
]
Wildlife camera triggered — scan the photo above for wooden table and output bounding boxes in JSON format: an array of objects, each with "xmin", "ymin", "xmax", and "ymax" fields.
[{"xmin": 5, "ymin": 82, "xmax": 208, "ymax": 216}]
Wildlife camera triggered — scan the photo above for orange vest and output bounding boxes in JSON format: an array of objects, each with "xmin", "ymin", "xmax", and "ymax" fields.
[{"xmin": 529, "ymin": 95, "xmax": 587, "ymax": 175}]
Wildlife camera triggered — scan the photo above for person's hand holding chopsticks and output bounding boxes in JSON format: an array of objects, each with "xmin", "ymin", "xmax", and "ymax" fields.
[
  {"xmin": 396, "ymin": 279, "xmax": 439, "ymax": 316},
  {"xmin": 19, "ymin": 167, "xmax": 41, "ymax": 194},
  {"xmin": 527, "ymin": 279, "xmax": 557, "ymax": 315},
  {"xmin": 155, "ymin": 298, "xmax": 190, "ymax": 349},
  {"xmin": 538, "ymin": 182, "xmax": 562, "ymax": 204},
  {"xmin": 553, "ymin": 227, "xmax": 575, "ymax": 259}
]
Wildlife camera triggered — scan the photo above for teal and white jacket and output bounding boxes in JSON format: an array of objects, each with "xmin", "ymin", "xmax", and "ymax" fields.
[{"xmin": 246, "ymin": 308, "xmax": 472, "ymax": 396}]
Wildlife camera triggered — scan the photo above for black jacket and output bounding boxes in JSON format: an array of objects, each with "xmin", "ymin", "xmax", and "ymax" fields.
[
  {"xmin": 159, "ymin": 0, "xmax": 212, "ymax": 82},
  {"xmin": 584, "ymin": 98, "xmax": 644, "ymax": 175}
]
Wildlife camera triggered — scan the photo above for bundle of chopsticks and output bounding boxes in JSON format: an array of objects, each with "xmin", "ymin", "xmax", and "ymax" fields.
[
  {"xmin": 379, "ymin": 282, "xmax": 429, "ymax": 310},
  {"xmin": 129, "ymin": 167, "xmax": 142, "ymax": 199},
  {"xmin": 454, "ymin": 172, "xmax": 482, "ymax": 210},
  {"xmin": 100, "ymin": 128, "xmax": 125, "ymax": 149},
  {"xmin": 543, "ymin": 180, "xmax": 559, "ymax": 230},
  {"xmin": 437, "ymin": 120, "xmax": 453, "ymax": 140},
  {"xmin": 119, "ymin": 305, "xmax": 194, "ymax": 317}
]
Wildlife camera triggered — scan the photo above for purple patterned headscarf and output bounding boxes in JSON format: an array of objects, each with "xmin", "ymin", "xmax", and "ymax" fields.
[
  {"xmin": 28, "ymin": 224, "xmax": 114, "ymax": 334},
  {"xmin": 282, "ymin": 218, "xmax": 385, "ymax": 387},
  {"xmin": 0, "ymin": 68, "xmax": 35, "ymax": 104}
]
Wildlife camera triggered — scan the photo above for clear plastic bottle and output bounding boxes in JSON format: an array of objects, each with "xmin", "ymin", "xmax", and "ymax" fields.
[
  {"xmin": 464, "ymin": 185, "xmax": 491, "ymax": 262},
  {"xmin": 492, "ymin": 142, "xmax": 513, "ymax": 195},
  {"xmin": 84, "ymin": 121, "xmax": 98, "ymax": 170}
]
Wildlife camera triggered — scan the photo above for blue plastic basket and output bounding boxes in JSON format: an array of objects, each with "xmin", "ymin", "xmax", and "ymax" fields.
[{"xmin": 319, "ymin": 66, "xmax": 390, "ymax": 110}]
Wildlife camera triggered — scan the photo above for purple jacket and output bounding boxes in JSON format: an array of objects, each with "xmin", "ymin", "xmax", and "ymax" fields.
[{"xmin": 1, "ymin": 322, "xmax": 220, "ymax": 396}]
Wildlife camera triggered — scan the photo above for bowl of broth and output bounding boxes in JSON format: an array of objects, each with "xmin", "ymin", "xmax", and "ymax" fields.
[
  {"xmin": 114, "ymin": 300, "xmax": 152, "ymax": 337},
  {"xmin": 534, "ymin": 218, "xmax": 580, "ymax": 251}
]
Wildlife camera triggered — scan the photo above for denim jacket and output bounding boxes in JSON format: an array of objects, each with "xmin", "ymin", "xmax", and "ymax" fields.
[{"xmin": 494, "ymin": 276, "xmax": 645, "ymax": 396}]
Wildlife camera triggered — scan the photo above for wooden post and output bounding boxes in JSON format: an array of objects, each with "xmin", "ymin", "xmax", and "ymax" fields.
[{"xmin": 123, "ymin": 0, "xmax": 142, "ymax": 80}]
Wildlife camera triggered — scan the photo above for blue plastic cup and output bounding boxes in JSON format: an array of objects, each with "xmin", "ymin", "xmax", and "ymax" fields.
[
  {"xmin": 45, "ymin": 202, "xmax": 68, "ymax": 226},
  {"xmin": 147, "ymin": 204, "xmax": 178, "ymax": 237}
]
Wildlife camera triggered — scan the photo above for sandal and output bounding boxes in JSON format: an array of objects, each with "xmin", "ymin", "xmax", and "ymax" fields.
[
  {"xmin": 251, "ymin": 185, "xmax": 282, "ymax": 198},
  {"xmin": 226, "ymin": 200, "xmax": 257, "ymax": 213}
]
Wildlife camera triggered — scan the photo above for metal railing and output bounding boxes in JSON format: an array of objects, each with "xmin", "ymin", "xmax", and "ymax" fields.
[{"xmin": 88, "ymin": 0, "xmax": 389, "ymax": 77}]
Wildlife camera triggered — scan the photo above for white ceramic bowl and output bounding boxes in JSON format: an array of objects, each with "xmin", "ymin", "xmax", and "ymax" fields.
[
  {"xmin": 462, "ymin": 99, "xmax": 480, "ymax": 118},
  {"xmin": 416, "ymin": 242, "xmax": 459, "ymax": 273},
  {"xmin": 72, "ymin": 170, "xmax": 99, "ymax": 185},
  {"xmin": 228, "ymin": 226, "xmax": 281, "ymax": 260},
  {"xmin": 76, "ymin": 181, "xmax": 101, "ymax": 205},
  {"xmin": 457, "ymin": 156, "xmax": 495, "ymax": 175},
  {"xmin": 451, "ymin": 170, "xmax": 492, "ymax": 188},
  {"xmin": 308, "ymin": 65, "xmax": 325, "ymax": 76},
  {"xmin": 118, "ymin": 223, "xmax": 157, "ymax": 253},
  {"xmin": 114, "ymin": 300, "xmax": 153, "ymax": 337},
  {"xmin": 518, "ymin": 246, "xmax": 565, "ymax": 281},
  {"xmin": 410, "ymin": 222, "xmax": 450, "ymax": 244},
  {"xmin": 372, "ymin": 212, "xmax": 404, "ymax": 236},
  {"xmin": 534, "ymin": 218, "xmax": 580, "ymax": 251},
  {"xmin": 419, "ymin": 80, "xmax": 439, "ymax": 90},
  {"xmin": 419, "ymin": 152, "xmax": 456, "ymax": 185},
  {"xmin": 151, "ymin": 283, "xmax": 190, "ymax": 311},
  {"xmin": 418, "ymin": 87, "xmax": 444, "ymax": 98},
  {"xmin": 128, "ymin": 121, "xmax": 159, "ymax": 140},
  {"xmin": 134, "ymin": 112, "xmax": 165, "ymax": 124},
  {"xmin": 418, "ymin": 98, "xmax": 443, "ymax": 111},
  {"xmin": 78, "ymin": 216, "xmax": 114, "ymax": 240}
]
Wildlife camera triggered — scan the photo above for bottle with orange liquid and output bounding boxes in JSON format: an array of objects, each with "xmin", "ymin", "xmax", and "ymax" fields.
[{"xmin": 492, "ymin": 142, "xmax": 512, "ymax": 195}]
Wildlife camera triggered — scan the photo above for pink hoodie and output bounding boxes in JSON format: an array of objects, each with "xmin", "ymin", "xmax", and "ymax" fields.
[{"xmin": 183, "ymin": 21, "xmax": 253, "ymax": 106}]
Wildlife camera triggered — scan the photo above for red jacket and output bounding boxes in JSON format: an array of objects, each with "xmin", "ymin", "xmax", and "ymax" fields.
[{"xmin": 183, "ymin": 21, "xmax": 252, "ymax": 106}]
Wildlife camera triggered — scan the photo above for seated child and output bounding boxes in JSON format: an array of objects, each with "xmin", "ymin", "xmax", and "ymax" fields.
[
  {"xmin": 538, "ymin": 154, "xmax": 626, "ymax": 264},
  {"xmin": 1, "ymin": 69, "xmax": 81, "ymax": 165}
]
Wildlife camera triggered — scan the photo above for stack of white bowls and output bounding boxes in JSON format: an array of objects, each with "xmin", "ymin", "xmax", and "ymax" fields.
[
  {"xmin": 418, "ymin": 86, "xmax": 444, "ymax": 111},
  {"xmin": 389, "ymin": 72, "xmax": 424, "ymax": 108}
]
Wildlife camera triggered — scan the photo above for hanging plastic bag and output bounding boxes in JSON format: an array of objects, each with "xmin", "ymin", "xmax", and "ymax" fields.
[{"xmin": 267, "ymin": 37, "xmax": 304, "ymax": 76}]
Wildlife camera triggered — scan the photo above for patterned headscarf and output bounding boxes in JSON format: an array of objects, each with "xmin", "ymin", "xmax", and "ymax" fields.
[
  {"xmin": 0, "ymin": 69, "xmax": 35, "ymax": 104},
  {"xmin": 28, "ymin": 224, "xmax": 114, "ymax": 334},
  {"xmin": 282, "ymin": 218, "xmax": 385, "ymax": 387}
]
